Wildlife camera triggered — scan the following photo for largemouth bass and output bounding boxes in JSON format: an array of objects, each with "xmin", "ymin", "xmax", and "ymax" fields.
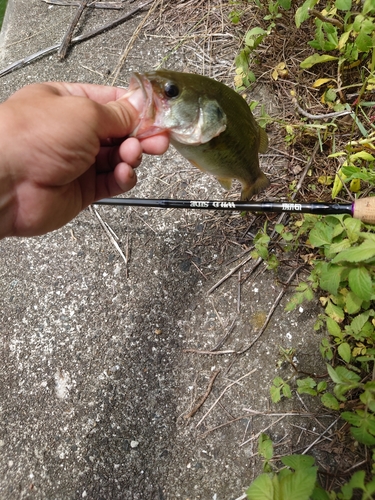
[{"xmin": 128, "ymin": 69, "xmax": 269, "ymax": 200}]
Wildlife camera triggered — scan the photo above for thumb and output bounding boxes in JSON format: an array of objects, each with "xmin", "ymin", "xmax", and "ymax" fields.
[{"xmin": 98, "ymin": 95, "xmax": 142, "ymax": 139}]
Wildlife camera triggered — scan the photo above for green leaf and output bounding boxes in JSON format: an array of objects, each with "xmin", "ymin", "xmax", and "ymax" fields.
[
  {"xmin": 327, "ymin": 364, "xmax": 342, "ymax": 384},
  {"xmin": 332, "ymin": 240, "xmax": 375, "ymax": 263},
  {"xmin": 348, "ymin": 267, "xmax": 373, "ymax": 301},
  {"xmin": 335, "ymin": 365, "xmax": 361, "ymax": 383},
  {"xmin": 300, "ymin": 54, "xmax": 339, "ymax": 69},
  {"xmin": 297, "ymin": 377, "xmax": 317, "ymax": 396},
  {"xmin": 282, "ymin": 383, "xmax": 292, "ymax": 398},
  {"xmin": 355, "ymin": 31, "xmax": 373, "ymax": 52},
  {"xmin": 345, "ymin": 291, "xmax": 363, "ymax": 315},
  {"xmin": 350, "ymin": 426, "xmax": 375, "ymax": 446},
  {"xmin": 325, "ymin": 299, "xmax": 345, "ymax": 323},
  {"xmin": 309, "ymin": 222, "xmax": 333, "ymax": 247},
  {"xmin": 363, "ymin": 0, "xmax": 375, "ymax": 15},
  {"xmin": 279, "ymin": 466, "xmax": 317, "ymax": 500},
  {"xmin": 348, "ymin": 470, "xmax": 366, "ymax": 490},
  {"xmin": 317, "ymin": 381, "xmax": 327, "ymax": 392},
  {"xmin": 281, "ymin": 454, "xmax": 315, "ymax": 470},
  {"xmin": 338, "ymin": 342, "xmax": 351, "ymax": 363},
  {"xmin": 335, "ymin": 0, "xmax": 352, "ymax": 10},
  {"xmin": 270, "ymin": 384, "xmax": 282, "ymax": 403},
  {"xmin": 259, "ymin": 433, "xmax": 274, "ymax": 461},
  {"xmin": 341, "ymin": 411, "xmax": 362, "ymax": 426},
  {"xmin": 349, "ymin": 151, "xmax": 375, "ymax": 162},
  {"xmin": 349, "ymin": 310, "xmax": 374, "ymax": 337},
  {"xmin": 295, "ymin": 0, "xmax": 318, "ymax": 28},
  {"xmin": 278, "ymin": 0, "xmax": 291, "ymax": 9},
  {"xmin": 321, "ymin": 392, "xmax": 340, "ymax": 410},
  {"xmin": 343, "ymin": 217, "xmax": 361, "ymax": 243},
  {"xmin": 326, "ymin": 316, "xmax": 343, "ymax": 338},
  {"xmin": 319, "ymin": 263, "xmax": 343, "ymax": 295},
  {"xmin": 247, "ymin": 473, "xmax": 275, "ymax": 500},
  {"xmin": 311, "ymin": 485, "xmax": 331, "ymax": 500}
]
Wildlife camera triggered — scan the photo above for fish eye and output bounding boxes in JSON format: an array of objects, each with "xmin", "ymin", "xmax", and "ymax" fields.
[{"xmin": 164, "ymin": 82, "xmax": 179, "ymax": 98}]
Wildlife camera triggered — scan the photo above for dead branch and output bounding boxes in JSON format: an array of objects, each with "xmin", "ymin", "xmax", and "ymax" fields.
[
  {"xmin": 42, "ymin": 0, "xmax": 123, "ymax": 9},
  {"xmin": 58, "ymin": 0, "xmax": 90, "ymax": 59},
  {"xmin": 308, "ymin": 8, "xmax": 344, "ymax": 30},
  {"xmin": 0, "ymin": 0, "xmax": 154, "ymax": 78}
]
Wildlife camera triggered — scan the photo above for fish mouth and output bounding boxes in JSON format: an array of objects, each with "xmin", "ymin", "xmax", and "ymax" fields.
[{"xmin": 127, "ymin": 72, "xmax": 168, "ymax": 139}]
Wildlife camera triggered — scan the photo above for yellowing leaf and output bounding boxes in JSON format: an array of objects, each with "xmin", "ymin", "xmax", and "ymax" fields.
[
  {"xmin": 318, "ymin": 175, "xmax": 334, "ymax": 185},
  {"xmin": 338, "ymin": 30, "xmax": 351, "ymax": 50},
  {"xmin": 312, "ymin": 78, "xmax": 333, "ymax": 88},
  {"xmin": 272, "ymin": 62, "xmax": 288, "ymax": 81},
  {"xmin": 234, "ymin": 74, "xmax": 243, "ymax": 87},
  {"xmin": 350, "ymin": 178, "xmax": 361, "ymax": 193},
  {"xmin": 300, "ymin": 54, "xmax": 338, "ymax": 69},
  {"xmin": 332, "ymin": 169, "xmax": 347, "ymax": 198}
]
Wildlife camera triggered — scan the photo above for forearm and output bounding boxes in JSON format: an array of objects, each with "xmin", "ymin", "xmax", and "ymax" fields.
[
  {"xmin": 0, "ymin": 103, "xmax": 17, "ymax": 239},
  {"xmin": 0, "ymin": 168, "xmax": 16, "ymax": 239}
]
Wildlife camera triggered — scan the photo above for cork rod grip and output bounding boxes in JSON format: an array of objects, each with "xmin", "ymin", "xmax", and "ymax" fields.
[{"xmin": 353, "ymin": 197, "xmax": 375, "ymax": 224}]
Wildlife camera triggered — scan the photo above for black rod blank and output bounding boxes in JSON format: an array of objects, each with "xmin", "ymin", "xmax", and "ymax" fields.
[{"xmin": 94, "ymin": 197, "xmax": 353, "ymax": 217}]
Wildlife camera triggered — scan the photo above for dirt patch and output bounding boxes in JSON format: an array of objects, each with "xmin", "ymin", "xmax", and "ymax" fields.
[{"xmin": 0, "ymin": 1, "xmax": 346, "ymax": 499}]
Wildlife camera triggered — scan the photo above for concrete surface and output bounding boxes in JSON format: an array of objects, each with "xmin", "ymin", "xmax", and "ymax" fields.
[{"xmin": 0, "ymin": 1, "xmax": 332, "ymax": 499}]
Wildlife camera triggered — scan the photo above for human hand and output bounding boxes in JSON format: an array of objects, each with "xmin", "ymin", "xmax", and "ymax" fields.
[{"xmin": 0, "ymin": 82, "xmax": 169, "ymax": 238}]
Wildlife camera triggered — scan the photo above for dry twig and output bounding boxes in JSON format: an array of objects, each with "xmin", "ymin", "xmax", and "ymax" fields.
[
  {"xmin": 185, "ymin": 369, "xmax": 220, "ymax": 419},
  {"xmin": 196, "ymin": 368, "xmax": 257, "ymax": 428},
  {"xmin": 90, "ymin": 207, "xmax": 127, "ymax": 266}
]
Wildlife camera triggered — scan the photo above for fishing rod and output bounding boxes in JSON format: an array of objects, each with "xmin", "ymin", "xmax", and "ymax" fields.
[{"xmin": 93, "ymin": 196, "xmax": 375, "ymax": 225}]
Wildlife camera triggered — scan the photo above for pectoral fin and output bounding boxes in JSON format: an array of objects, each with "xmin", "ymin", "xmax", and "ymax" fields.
[
  {"xmin": 258, "ymin": 127, "xmax": 268, "ymax": 153},
  {"xmin": 216, "ymin": 177, "xmax": 232, "ymax": 191},
  {"xmin": 189, "ymin": 159, "xmax": 205, "ymax": 172},
  {"xmin": 240, "ymin": 173, "xmax": 269, "ymax": 200}
]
